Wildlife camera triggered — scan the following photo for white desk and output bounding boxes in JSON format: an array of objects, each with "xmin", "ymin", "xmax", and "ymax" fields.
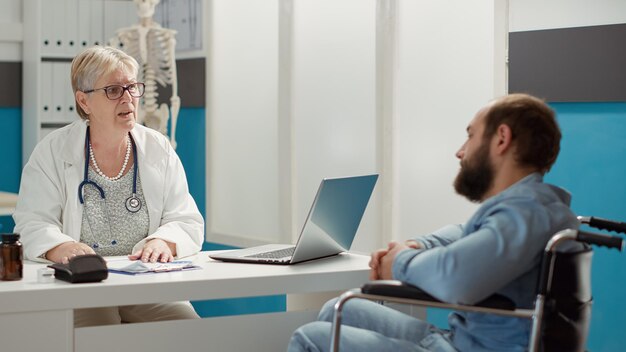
[
  {"xmin": 0, "ymin": 251, "xmax": 369, "ymax": 352},
  {"xmin": 0, "ymin": 191, "xmax": 18, "ymax": 216}
]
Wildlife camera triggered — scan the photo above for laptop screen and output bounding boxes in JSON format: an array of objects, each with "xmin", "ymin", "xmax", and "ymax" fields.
[
  {"xmin": 308, "ymin": 174, "xmax": 379, "ymax": 249},
  {"xmin": 290, "ymin": 174, "xmax": 378, "ymax": 262}
]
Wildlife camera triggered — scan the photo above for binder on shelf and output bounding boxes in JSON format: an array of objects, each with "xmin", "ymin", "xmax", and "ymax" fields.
[
  {"xmin": 42, "ymin": 0, "xmax": 66, "ymax": 57},
  {"xmin": 61, "ymin": 62, "xmax": 76, "ymax": 123},
  {"xmin": 40, "ymin": 62, "xmax": 53, "ymax": 124},
  {"xmin": 77, "ymin": 0, "xmax": 93, "ymax": 52},
  {"xmin": 64, "ymin": 0, "xmax": 80, "ymax": 56},
  {"xmin": 40, "ymin": 0, "xmax": 57, "ymax": 55},
  {"xmin": 51, "ymin": 62, "xmax": 66, "ymax": 123},
  {"xmin": 90, "ymin": 0, "xmax": 105, "ymax": 47}
]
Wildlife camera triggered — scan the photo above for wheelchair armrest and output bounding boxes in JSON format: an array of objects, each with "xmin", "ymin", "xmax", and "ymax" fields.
[{"xmin": 361, "ymin": 280, "xmax": 516, "ymax": 310}]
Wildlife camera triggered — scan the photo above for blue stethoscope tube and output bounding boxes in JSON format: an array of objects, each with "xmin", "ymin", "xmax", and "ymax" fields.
[{"xmin": 78, "ymin": 126, "xmax": 141, "ymax": 213}]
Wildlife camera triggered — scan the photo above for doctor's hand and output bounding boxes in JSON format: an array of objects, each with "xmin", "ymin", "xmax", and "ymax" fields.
[
  {"xmin": 46, "ymin": 241, "xmax": 96, "ymax": 264},
  {"xmin": 129, "ymin": 238, "xmax": 177, "ymax": 263}
]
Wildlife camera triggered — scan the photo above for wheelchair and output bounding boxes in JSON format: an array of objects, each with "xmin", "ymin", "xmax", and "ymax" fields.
[{"xmin": 330, "ymin": 216, "xmax": 626, "ymax": 352}]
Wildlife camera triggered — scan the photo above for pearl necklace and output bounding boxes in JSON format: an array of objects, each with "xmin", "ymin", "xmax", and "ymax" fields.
[{"xmin": 89, "ymin": 135, "xmax": 131, "ymax": 181}]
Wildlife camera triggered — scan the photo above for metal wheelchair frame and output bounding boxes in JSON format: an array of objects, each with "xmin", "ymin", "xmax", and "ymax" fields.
[{"xmin": 330, "ymin": 216, "xmax": 626, "ymax": 352}]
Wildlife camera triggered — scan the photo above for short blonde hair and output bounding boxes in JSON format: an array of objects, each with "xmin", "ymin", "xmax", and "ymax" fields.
[{"xmin": 71, "ymin": 46, "xmax": 139, "ymax": 119}]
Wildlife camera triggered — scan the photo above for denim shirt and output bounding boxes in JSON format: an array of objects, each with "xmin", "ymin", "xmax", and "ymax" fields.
[{"xmin": 392, "ymin": 173, "xmax": 579, "ymax": 351}]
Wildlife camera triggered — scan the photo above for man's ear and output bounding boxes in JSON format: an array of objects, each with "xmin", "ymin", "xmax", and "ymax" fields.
[
  {"xmin": 76, "ymin": 91, "xmax": 90, "ymax": 115},
  {"xmin": 494, "ymin": 124, "xmax": 513, "ymax": 155}
]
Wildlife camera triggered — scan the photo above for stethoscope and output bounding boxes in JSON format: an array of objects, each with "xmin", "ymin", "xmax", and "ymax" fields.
[{"xmin": 78, "ymin": 126, "xmax": 142, "ymax": 213}]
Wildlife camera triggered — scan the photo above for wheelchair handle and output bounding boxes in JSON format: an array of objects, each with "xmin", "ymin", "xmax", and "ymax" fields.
[
  {"xmin": 577, "ymin": 230, "xmax": 624, "ymax": 251},
  {"xmin": 579, "ymin": 216, "xmax": 626, "ymax": 234}
]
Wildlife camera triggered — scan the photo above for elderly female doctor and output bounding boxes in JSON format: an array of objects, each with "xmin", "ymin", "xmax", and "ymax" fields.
[{"xmin": 13, "ymin": 46, "xmax": 203, "ymax": 326}]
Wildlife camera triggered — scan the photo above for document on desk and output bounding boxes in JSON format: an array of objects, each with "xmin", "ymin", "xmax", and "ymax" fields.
[{"xmin": 105, "ymin": 257, "xmax": 201, "ymax": 275}]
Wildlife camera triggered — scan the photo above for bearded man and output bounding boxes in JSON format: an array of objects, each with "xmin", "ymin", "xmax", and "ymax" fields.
[{"xmin": 288, "ymin": 93, "xmax": 579, "ymax": 352}]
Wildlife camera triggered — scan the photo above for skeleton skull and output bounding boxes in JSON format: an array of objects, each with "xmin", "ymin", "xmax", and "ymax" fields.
[{"xmin": 135, "ymin": 0, "xmax": 160, "ymax": 19}]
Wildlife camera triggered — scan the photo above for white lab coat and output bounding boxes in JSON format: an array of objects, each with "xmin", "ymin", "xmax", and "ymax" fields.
[{"xmin": 14, "ymin": 120, "xmax": 204, "ymax": 262}]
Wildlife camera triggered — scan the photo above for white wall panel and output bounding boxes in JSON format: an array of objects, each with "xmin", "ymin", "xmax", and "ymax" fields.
[
  {"xmin": 510, "ymin": 0, "xmax": 626, "ymax": 32},
  {"xmin": 393, "ymin": 0, "xmax": 506, "ymax": 240},
  {"xmin": 209, "ymin": 0, "xmax": 281, "ymax": 245},
  {"xmin": 291, "ymin": 0, "xmax": 380, "ymax": 251}
]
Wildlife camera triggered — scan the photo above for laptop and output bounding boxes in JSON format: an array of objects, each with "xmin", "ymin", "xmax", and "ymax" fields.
[{"xmin": 209, "ymin": 174, "xmax": 378, "ymax": 265}]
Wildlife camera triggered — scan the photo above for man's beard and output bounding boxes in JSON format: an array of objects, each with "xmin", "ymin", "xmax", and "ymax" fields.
[{"xmin": 453, "ymin": 143, "xmax": 494, "ymax": 203}]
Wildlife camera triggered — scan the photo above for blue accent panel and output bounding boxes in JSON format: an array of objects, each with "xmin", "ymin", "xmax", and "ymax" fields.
[
  {"xmin": 0, "ymin": 108, "xmax": 21, "ymax": 193},
  {"xmin": 546, "ymin": 102, "xmax": 626, "ymax": 352},
  {"xmin": 174, "ymin": 108, "xmax": 206, "ymax": 218},
  {"xmin": 0, "ymin": 217, "xmax": 14, "ymax": 233},
  {"xmin": 203, "ymin": 241, "xmax": 239, "ymax": 251},
  {"xmin": 0, "ymin": 107, "xmax": 21, "ymax": 233},
  {"xmin": 191, "ymin": 295, "xmax": 286, "ymax": 318}
]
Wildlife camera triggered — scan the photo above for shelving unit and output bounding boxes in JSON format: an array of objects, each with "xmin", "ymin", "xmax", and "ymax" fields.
[{"xmin": 22, "ymin": 0, "xmax": 136, "ymax": 164}]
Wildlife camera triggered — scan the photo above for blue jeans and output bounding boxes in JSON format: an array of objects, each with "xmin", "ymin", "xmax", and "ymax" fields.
[{"xmin": 288, "ymin": 297, "xmax": 457, "ymax": 352}]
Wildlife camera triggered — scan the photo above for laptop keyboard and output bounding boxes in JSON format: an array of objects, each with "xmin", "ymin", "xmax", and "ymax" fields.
[{"xmin": 246, "ymin": 247, "xmax": 295, "ymax": 259}]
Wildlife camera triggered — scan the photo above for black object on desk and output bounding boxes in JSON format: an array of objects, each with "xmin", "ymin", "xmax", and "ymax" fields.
[{"xmin": 49, "ymin": 254, "xmax": 108, "ymax": 283}]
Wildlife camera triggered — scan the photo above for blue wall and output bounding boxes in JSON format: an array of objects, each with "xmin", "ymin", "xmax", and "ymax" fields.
[
  {"xmin": 172, "ymin": 108, "xmax": 207, "ymax": 217},
  {"xmin": 545, "ymin": 102, "xmax": 626, "ymax": 352},
  {"xmin": 0, "ymin": 107, "xmax": 20, "ymax": 233}
]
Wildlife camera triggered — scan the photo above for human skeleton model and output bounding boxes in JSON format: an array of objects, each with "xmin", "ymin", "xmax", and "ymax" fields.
[{"xmin": 111, "ymin": 0, "xmax": 180, "ymax": 148}]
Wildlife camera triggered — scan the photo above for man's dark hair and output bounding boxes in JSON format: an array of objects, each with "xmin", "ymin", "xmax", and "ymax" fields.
[{"xmin": 482, "ymin": 93, "xmax": 561, "ymax": 173}]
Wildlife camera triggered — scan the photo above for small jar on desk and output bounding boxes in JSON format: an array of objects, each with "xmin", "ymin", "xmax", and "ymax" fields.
[{"xmin": 0, "ymin": 233, "xmax": 23, "ymax": 281}]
